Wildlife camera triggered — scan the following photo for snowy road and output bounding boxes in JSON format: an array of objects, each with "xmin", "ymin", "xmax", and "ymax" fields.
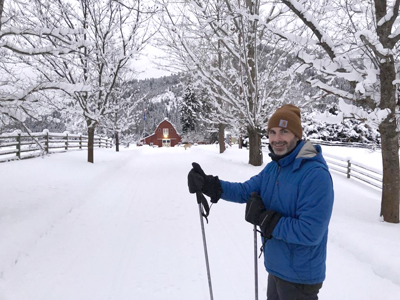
[{"xmin": 0, "ymin": 145, "xmax": 399, "ymax": 300}]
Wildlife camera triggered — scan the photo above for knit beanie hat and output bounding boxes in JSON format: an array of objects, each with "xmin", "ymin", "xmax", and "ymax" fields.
[{"xmin": 267, "ymin": 104, "xmax": 302, "ymax": 139}]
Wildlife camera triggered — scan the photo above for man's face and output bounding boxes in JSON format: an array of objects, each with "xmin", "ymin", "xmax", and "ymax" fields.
[{"xmin": 268, "ymin": 127, "xmax": 299, "ymax": 156}]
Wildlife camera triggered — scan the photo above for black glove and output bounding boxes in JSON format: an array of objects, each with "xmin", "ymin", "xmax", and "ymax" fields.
[
  {"xmin": 188, "ymin": 162, "xmax": 222, "ymax": 203},
  {"xmin": 245, "ymin": 192, "xmax": 282, "ymax": 239}
]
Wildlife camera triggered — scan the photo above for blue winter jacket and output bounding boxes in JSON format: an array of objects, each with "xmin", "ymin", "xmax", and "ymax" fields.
[{"xmin": 220, "ymin": 140, "xmax": 334, "ymax": 284}]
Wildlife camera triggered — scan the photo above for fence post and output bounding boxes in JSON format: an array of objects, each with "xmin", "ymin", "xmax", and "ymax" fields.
[
  {"xmin": 65, "ymin": 133, "xmax": 68, "ymax": 150},
  {"xmin": 16, "ymin": 133, "xmax": 21, "ymax": 159},
  {"xmin": 45, "ymin": 131, "xmax": 49, "ymax": 154},
  {"xmin": 347, "ymin": 159, "xmax": 351, "ymax": 178},
  {"xmin": 79, "ymin": 134, "xmax": 82, "ymax": 150}
]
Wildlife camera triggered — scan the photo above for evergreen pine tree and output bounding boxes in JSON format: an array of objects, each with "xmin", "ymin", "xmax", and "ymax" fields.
[{"xmin": 180, "ymin": 83, "xmax": 197, "ymax": 135}]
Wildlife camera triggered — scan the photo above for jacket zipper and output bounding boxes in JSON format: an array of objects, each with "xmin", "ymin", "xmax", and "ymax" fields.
[{"xmin": 276, "ymin": 165, "xmax": 281, "ymax": 186}]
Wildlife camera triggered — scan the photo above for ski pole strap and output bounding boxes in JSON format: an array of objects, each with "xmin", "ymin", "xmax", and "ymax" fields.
[
  {"xmin": 257, "ymin": 230, "xmax": 268, "ymax": 258},
  {"xmin": 196, "ymin": 191, "xmax": 210, "ymax": 223}
]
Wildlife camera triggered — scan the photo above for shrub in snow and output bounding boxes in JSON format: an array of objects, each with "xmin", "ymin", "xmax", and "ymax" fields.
[{"xmin": 302, "ymin": 116, "xmax": 380, "ymax": 144}]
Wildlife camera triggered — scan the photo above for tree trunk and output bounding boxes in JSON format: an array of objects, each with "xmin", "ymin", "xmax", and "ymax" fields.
[
  {"xmin": 218, "ymin": 123, "xmax": 226, "ymax": 154},
  {"xmin": 380, "ymin": 120, "xmax": 400, "ymax": 223},
  {"xmin": 379, "ymin": 59, "xmax": 399, "ymax": 223},
  {"xmin": 115, "ymin": 131, "xmax": 119, "ymax": 152},
  {"xmin": 245, "ymin": 0, "xmax": 261, "ymax": 166},
  {"xmin": 87, "ymin": 123, "xmax": 95, "ymax": 163},
  {"xmin": 373, "ymin": 0, "xmax": 400, "ymax": 223},
  {"xmin": 0, "ymin": 0, "xmax": 4, "ymax": 30},
  {"xmin": 248, "ymin": 126, "xmax": 262, "ymax": 166}
]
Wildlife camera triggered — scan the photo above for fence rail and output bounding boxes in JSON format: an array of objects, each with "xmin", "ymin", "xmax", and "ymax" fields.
[
  {"xmin": 324, "ymin": 152, "xmax": 382, "ymax": 189},
  {"xmin": 310, "ymin": 138, "xmax": 379, "ymax": 149},
  {"xmin": 0, "ymin": 131, "xmax": 113, "ymax": 162}
]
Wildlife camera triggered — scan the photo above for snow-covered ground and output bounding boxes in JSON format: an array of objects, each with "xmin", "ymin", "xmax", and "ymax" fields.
[{"xmin": 0, "ymin": 144, "xmax": 399, "ymax": 300}]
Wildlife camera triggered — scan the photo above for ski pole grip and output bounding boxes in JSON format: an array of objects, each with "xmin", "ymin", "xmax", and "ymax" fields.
[
  {"xmin": 188, "ymin": 169, "xmax": 204, "ymax": 194},
  {"xmin": 192, "ymin": 162, "xmax": 207, "ymax": 177}
]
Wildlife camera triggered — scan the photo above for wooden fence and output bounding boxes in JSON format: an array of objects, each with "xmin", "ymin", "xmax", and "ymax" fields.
[
  {"xmin": 0, "ymin": 131, "xmax": 113, "ymax": 162},
  {"xmin": 324, "ymin": 152, "xmax": 382, "ymax": 189},
  {"xmin": 0, "ymin": 133, "xmax": 383, "ymax": 189},
  {"xmin": 310, "ymin": 138, "xmax": 379, "ymax": 149},
  {"xmin": 263, "ymin": 139, "xmax": 382, "ymax": 190}
]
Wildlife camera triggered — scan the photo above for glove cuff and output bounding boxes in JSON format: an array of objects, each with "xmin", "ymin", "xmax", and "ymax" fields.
[
  {"xmin": 202, "ymin": 175, "xmax": 223, "ymax": 203},
  {"xmin": 259, "ymin": 210, "xmax": 282, "ymax": 239}
]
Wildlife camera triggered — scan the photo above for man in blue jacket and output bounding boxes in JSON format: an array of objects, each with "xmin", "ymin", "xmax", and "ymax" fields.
[{"xmin": 188, "ymin": 104, "xmax": 334, "ymax": 300}]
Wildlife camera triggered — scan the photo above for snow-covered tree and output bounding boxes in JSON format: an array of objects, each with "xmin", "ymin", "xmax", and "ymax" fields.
[
  {"xmin": 266, "ymin": 0, "xmax": 400, "ymax": 223},
  {"xmin": 179, "ymin": 80, "xmax": 215, "ymax": 143},
  {"xmin": 100, "ymin": 81, "xmax": 147, "ymax": 152},
  {"xmin": 156, "ymin": 0, "xmax": 298, "ymax": 166},
  {"xmin": 180, "ymin": 82, "xmax": 197, "ymax": 134},
  {"xmin": 0, "ymin": 0, "xmax": 88, "ymax": 129},
  {"xmin": 15, "ymin": 0, "xmax": 158, "ymax": 163},
  {"xmin": 303, "ymin": 113, "xmax": 381, "ymax": 145}
]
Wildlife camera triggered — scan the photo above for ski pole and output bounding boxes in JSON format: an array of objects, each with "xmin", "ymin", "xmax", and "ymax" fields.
[
  {"xmin": 254, "ymin": 224, "xmax": 259, "ymax": 300},
  {"xmin": 198, "ymin": 202, "xmax": 214, "ymax": 300}
]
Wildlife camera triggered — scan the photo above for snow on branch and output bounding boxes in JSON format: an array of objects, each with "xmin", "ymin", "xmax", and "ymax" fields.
[
  {"xmin": 376, "ymin": 0, "xmax": 400, "ymax": 47},
  {"xmin": 297, "ymin": 51, "xmax": 365, "ymax": 82},
  {"xmin": 0, "ymin": 27, "xmax": 85, "ymax": 42},
  {"xmin": 312, "ymin": 98, "xmax": 390, "ymax": 127},
  {"xmin": 307, "ymin": 79, "xmax": 355, "ymax": 101},
  {"xmin": 281, "ymin": 0, "xmax": 338, "ymax": 59},
  {"xmin": 377, "ymin": 10, "xmax": 394, "ymax": 27},
  {"xmin": 376, "ymin": 0, "xmax": 400, "ymax": 28},
  {"xmin": 258, "ymin": 19, "xmax": 319, "ymax": 47},
  {"xmin": 0, "ymin": 41, "xmax": 87, "ymax": 56},
  {"xmin": 356, "ymin": 30, "xmax": 393, "ymax": 57},
  {"xmin": 0, "ymin": 25, "xmax": 89, "ymax": 56},
  {"xmin": 0, "ymin": 82, "xmax": 90, "ymax": 103},
  {"xmin": 338, "ymin": 98, "xmax": 390, "ymax": 125}
]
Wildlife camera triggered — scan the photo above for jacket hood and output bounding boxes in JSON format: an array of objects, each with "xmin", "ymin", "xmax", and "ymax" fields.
[
  {"xmin": 296, "ymin": 140, "xmax": 318, "ymax": 159},
  {"xmin": 294, "ymin": 141, "xmax": 327, "ymax": 171},
  {"xmin": 275, "ymin": 140, "xmax": 327, "ymax": 172}
]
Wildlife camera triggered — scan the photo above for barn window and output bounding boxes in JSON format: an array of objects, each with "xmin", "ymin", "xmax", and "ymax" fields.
[
  {"xmin": 158, "ymin": 128, "xmax": 161, "ymax": 132},
  {"xmin": 171, "ymin": 128, "xmax": 174, "ymax": 132}
]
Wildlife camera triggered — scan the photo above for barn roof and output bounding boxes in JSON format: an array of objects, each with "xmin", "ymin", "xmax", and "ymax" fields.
[{"xmin": 141, "ymin": 118, "xmax": 180, "ymax": 140}]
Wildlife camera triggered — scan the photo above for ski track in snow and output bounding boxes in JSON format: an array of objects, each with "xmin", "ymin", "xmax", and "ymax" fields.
[{"xmin": 0, "ymin": 145, "xmax": 399, "ymax": 300}]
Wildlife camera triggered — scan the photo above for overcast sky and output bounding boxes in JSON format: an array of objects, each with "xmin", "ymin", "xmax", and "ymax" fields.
[{"xmin": 133, "ymin": 45, "xmax": 172, "ymax": 80}]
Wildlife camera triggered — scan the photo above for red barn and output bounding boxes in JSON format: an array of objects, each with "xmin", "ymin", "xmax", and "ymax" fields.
[{"xmin": 141, "ymin": 119, "xmax": 182, "ymax": 147}]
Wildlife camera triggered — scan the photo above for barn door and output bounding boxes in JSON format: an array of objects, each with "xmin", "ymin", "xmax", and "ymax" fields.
[{"xmin": 162, "ymin": 139, "xmax": 171, "ymax": 147}]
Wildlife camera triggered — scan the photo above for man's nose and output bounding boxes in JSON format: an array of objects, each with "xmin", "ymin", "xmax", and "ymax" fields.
[{"xmin": 274, "ymin": 132, "xmax": 283, "ymax": 141}]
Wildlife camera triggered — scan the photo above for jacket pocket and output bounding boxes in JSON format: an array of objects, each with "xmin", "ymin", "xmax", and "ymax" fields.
[{"xmin": 291, "ymin": 244, "xmax": 313, "ymax": 282}]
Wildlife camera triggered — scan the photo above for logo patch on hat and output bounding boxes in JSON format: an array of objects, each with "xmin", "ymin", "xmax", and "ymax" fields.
[{"xmin": 279, "ymin": 119, "xmax": 288, "ymax": 128}]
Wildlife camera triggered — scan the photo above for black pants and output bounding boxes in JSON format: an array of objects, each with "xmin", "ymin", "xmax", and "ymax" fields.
[{"xmin": 267, "ymin": 274, "xmax": 323, "ymax": 300}]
